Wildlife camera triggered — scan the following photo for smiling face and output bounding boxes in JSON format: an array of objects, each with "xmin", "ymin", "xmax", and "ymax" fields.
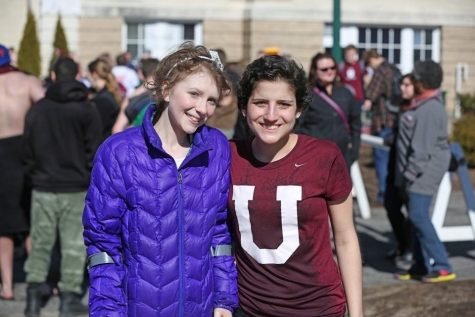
[
  {"xmin": 245, "ymin": 79, "xmax": 299, "ymax": 148},
  {"xmin": 163, "ymin": 68, "xmax": 219, "ymax": 135}
]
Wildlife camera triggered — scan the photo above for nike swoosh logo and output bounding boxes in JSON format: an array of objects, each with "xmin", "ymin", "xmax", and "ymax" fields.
[{"xmin": 294, "ymin": 163, "xmax": 306, "ymax": 167}]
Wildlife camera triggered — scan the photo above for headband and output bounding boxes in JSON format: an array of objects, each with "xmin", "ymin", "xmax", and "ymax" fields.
[{"xmin": 166, "ymin": 50, "xmax": 224, "ymax": 78}]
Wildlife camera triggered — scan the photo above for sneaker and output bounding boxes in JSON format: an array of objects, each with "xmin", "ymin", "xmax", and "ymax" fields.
[
  {"xmin": 422, "ymin": 270, "xmax": 457, "ymax": 283},
  {"xmin": 394, "ymin": 268, "xmax": 425, "ymax": 281},
  {"xmin": 394, "ymin": 270, "xmax": 412, "ymax": 281}
]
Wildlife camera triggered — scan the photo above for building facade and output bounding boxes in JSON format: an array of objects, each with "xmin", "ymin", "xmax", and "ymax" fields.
[{"xmin": 1, "ymin": 0, "xmax": 474, "ymax": 118}]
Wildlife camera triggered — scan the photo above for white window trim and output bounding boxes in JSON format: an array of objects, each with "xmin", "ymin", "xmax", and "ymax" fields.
[
  {"xmin": 124, "ymin": 21, "xmax": 203, "ymax": 60},
  {"xmin": 323, "ymin": 25, "xmax": 441, "ymax": 73}
]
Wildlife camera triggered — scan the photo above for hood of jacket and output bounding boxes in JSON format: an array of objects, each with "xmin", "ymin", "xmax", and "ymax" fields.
[{"xmin": 45, "ymin": 80, "xmax": 89, "ymax": 102}]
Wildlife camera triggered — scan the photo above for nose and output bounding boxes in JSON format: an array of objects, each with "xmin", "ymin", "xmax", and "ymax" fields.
[
  {"xmin": 194, "ymin": 98, "xmax": 207, "ymax": 116},
  {"xmin": 263, "ymin": 104, "xmax": 278, "ymax": 121}
]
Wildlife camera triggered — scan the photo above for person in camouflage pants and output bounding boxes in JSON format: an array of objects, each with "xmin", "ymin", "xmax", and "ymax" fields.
[{"xmin": 25, "ymin": 191, "xmax": 87, "ymax": 293}]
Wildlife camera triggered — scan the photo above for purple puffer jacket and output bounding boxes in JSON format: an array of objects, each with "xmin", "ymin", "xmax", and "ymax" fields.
[{"xmin": 83, "ymin": 106, "xmax": 238, "ymax": 316}]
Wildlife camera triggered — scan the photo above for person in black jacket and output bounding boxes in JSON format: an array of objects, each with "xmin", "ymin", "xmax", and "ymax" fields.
[
  {"xmin": 296, "ymin": 52, "xmax": 361, "ymax": 170},
  {"xmin": 23, "ymin": 57, "xmax": 102, "ymax": 317}
]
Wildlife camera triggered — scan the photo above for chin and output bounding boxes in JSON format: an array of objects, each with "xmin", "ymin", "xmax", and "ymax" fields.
[
  {"xmin": 253, "ymin": 132, "xmax": 284, "ymax": 145},
  {"xmin": 183, "ymin": 123, "xmax": 203, "ymax": 135}
]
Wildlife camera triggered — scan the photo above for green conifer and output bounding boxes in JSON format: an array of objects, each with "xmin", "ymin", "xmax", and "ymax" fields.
[
  {"xmin": 17, "ymin": 8, "xmax": 41, "ymax": 77},
  {"xmin": 50, "ymin": 14, "xmax": 69, "ymax": 69}
]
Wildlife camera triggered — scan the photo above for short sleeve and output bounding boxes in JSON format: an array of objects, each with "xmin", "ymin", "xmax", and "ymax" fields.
[{"xmin": 325, "ymin": 146, "xmax": 352, "ymax": 202}]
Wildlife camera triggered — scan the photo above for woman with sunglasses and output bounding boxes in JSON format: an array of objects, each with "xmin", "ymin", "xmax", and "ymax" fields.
[{"xmin": 296, "ymin": 52, "xmax": 361, "ymax": 170}]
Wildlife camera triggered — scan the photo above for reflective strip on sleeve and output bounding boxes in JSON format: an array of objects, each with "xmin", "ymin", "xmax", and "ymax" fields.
[
  {"xmin": 87, "ymin": 252, "xmax": 115, "ymax": 269},
  {"xmin": 210, "ymin": 244, "xmax": 232, "ymax": 257}
]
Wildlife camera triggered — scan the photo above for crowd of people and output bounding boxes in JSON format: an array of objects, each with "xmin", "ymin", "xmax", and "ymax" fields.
[{"xmin": 0, "ymin": 39, "xmax": 456, "ymax": 316}]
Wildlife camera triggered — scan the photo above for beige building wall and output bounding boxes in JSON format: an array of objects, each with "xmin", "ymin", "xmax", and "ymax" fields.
[
  {"xmin": 202, "ymin": 19, "xmax": 324, "ymax": 67},
  {"xmin": 77, "ymin": 17, "xmax": 123, "ymax": 74},
  {"xmin": 248, "ymin": 20, "xmax": 324, "ymax": 68},
  {"xmin": 203, "ymin": 20, "xmax": 245, "ymax": 64},
  {"xmin": 442, "ymin": 26, "xmax": 475, "ymax": 117},
  {"xmin": 0, "ymin": 0, "xmax": 29, "ymax": 51}
]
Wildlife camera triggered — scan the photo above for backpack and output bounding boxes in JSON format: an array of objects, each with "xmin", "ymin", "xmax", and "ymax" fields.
[{"xmin": 385, "ymin": 64, "xmax": 403, "ymax": 113}]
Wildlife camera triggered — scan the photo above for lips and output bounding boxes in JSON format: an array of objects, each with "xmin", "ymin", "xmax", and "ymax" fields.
[
  {"xmin": 186, "ymin": 113, "xmax": 202, "ymax": 125},
  {"xmin": 259, "ymin": 122, "xmax": 280, "ymax": 130}
]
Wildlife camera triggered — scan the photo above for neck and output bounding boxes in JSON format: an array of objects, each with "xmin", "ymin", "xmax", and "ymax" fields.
[
  {"xmin": 154, "ymin": 109, "xmax": 191, "ymax": 158},
  {"xmin": 317, "ymin": 81, "xmax": 333, "ymax": 95},
  {"xmin": 410, "ymin": 89, "xmax": 439, "ymax": 109},
  {"xmin": 415, "ymin": 88, "xmax": 439, "ymax": 101},
  {"xmin": 0, "ymin": 64, "xmax": 18, "ymax": 74},
  {"xmin": 252, "ymin": 133, "xmax": 298, "ymax": 163},
  {"xmin": 96, "ymin": 79, "xmax": 106, "ymax": 91}
]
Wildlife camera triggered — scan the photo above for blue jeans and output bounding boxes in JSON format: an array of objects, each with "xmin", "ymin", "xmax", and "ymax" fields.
[
  {"xmin": 372, "ymin": 128, "xmax": 392, "ymax": 202},
  {"xmin": 407, "ymin": 192, "xmax": 452, "ymax": 273}
]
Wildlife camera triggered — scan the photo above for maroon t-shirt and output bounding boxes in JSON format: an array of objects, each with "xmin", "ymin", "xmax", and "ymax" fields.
[{"xmin": 228, "ymin": 134, "xmax": 352, "ymax": 317}]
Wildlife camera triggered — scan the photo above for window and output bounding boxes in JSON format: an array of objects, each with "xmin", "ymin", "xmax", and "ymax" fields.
[
  {"xmin": 413, "ymin": 29, "xmax": 434, "ymax": 62},
  {"xmin": 125, "ymin": 21, "xmax": 203, "ymax": 61},
  {"xmin": 126, "ymin": 23, "xmax": 145, "ymax": 59},
  {"xmin": 323, "ymin": 25, "xmax": 440, "ymax": 73},
  {"xmin": 357, "ymin": 27, "xmax": 402, "ymax": 65}
]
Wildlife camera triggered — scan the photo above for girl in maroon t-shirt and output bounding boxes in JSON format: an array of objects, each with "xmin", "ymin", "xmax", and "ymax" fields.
[{"xmin": 228, "ymin": 55, "xmax": 363, "ymax": 317}]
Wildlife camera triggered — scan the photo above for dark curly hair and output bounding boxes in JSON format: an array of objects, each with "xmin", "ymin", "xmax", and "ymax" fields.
[
  {"xmin": 147, "ymin": 41, "xmax": 230, "ymax": 118},
  {"xmin": 237, "ymin": 55, "xmax": 311, "ymax": 113}
]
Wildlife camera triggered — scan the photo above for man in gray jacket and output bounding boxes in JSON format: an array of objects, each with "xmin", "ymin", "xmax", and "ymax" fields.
[{"xmin": 394, "ymin": 60, "xmax": 455, "ymax": 283}]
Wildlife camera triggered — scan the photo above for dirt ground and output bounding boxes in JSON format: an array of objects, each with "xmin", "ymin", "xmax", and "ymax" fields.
[
  {"xmin": 363, "ymin": 280, "xmax": 475, "ymax": 317},
  {"xmin": 358, "ymin": 144, "xmax": 475, "ymax": 317}
]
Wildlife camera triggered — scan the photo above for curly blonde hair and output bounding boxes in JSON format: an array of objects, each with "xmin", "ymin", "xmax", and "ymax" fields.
[{"xmin": 147, "ymin": 42, "xmax": 230, "ymax": 118}]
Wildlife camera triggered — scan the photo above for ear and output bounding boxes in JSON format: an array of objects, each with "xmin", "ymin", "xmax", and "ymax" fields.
[
  {"xmin": 296, "ymin": 112, "xmax": 301, "ymax": 119},
  {"xmin": 241, "ymin": 109, "xmax": 246, "ymax": 117},
  {"xmin": 50, "ymin": 71, "xmax": 56, "ymax": 82},
  {"xmin": 162, "ymin": 84, "xmax": 170, "ymax": 102}
]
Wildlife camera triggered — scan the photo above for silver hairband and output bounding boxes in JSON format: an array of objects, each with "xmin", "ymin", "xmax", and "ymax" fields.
[{"xmin": 166, "ymin": 50, "xmax": 224, "ymax": 78}]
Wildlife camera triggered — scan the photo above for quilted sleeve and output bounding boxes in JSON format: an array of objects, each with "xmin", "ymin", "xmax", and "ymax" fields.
[
  {"xmin": 83, "ymin": 141, "xmax": 128, "ymax": 316},
  {"xmin": 211, "ymin": 140, "xmax": 239, "ymax": 311}
]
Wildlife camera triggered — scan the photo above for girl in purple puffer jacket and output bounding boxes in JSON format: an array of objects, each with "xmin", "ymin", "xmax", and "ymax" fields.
[{"xmin": 83, "ymin": 43, "xmax": 238, "ymax": 317}]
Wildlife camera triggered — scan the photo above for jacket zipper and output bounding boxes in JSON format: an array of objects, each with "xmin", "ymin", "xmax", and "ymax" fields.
[{"xmin": 177, "ymin": 171, "xmax": 184, "ymax": 317}]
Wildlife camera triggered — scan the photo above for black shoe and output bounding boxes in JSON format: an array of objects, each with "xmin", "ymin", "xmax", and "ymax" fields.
[
  {"xmin": 25, "ymin": 283, "xmax": 42, "ymax": 317},
  {"xmin": 59, "ymin": 292, "xmax": 88, "ymax": 317},
  {"xmin": 385, "ymin": 247, "xmax": 405, "ymax": 260},
  {"xmin": 394, "ymin": 265, "xmax": 427, "ymax": 281}
]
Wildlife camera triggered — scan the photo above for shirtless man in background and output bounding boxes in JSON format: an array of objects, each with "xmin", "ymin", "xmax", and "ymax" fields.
[
  {"xmin": 0, "ymin": 43, "xmax": 44, "ymax": 300},
  {"xmin": 0, "ymin": 45, "xmax": 44, "ymax": 138}
]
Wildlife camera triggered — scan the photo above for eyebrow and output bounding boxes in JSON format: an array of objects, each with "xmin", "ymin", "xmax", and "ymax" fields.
[{"xmin": 250, "ymin": 97, "xmax": 295, "ymax": 103}]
